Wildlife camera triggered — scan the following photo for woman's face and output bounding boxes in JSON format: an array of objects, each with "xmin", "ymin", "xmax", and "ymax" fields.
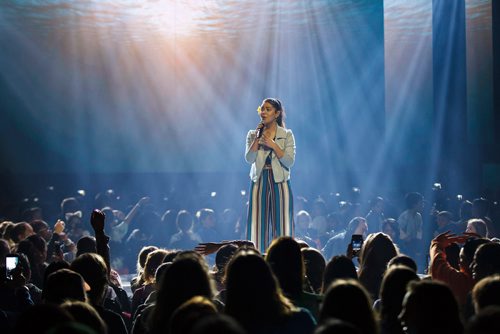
[{"xmin": 259, "ymin": 102, "xmax": 280, "ymax": 126}]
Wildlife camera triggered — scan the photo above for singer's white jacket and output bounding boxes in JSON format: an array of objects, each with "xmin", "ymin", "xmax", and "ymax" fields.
[{"xmin": 245, "ymin": 125, "xmax": 296, "ymax": 183}]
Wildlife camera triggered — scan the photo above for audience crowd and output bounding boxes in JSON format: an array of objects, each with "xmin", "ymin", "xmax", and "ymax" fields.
[{"xmin": 1, "ymin": 185, "xmax": 500, "ymax": 334}]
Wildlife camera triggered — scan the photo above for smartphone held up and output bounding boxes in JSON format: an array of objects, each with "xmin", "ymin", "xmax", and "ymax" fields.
[
  {"xmin": 350, "ymin": 234, "xmax": 363, "ymax": 257},
  {"xmin": 5, "ymin": 254, "xmax": 19, "ymax": 280}
]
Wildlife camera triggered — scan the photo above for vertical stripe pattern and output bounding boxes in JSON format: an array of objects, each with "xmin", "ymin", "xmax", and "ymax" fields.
[{"xmin": 247, "ymin": 168, "xmax": 294, "ymax": 252}]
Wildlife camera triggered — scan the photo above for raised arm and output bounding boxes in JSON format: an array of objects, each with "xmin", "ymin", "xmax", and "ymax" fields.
[
  {"xmin": 123, "ymin": 197, "xmax": 150, "ymax": 226},
  {"xmin": 110, "ymin": 197, "xmax": 150, "ymax": 242},
  {"xmin": 91, "ymin": 209, "xmax": 111, "ymax": 277}
]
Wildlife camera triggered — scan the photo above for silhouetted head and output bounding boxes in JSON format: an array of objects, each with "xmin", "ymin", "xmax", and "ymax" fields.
[
  {"xmin": 61, "ymin": 197, "xmax": 80, "ymax": 215},
  {"xmin": 358, "ymin": 232, "xmax": 398, "ymax": 298},
  {"xmin": 11, "ymin": 222, "xmax": 34, "ymax": 243},
  {"xmin": 369, "ymin": 196, "xmax": 384, "ymax": 212},
  {"xmin": 137, "ymin": 211, "xmax": 162, "ymax": 238},
  {"xmin": 22, "ymin": 207, "xmax": 43, "ymax": 223},
  {"xmin": 387, "ymin": 254, "xmax": 417, "ymax": 272},
  {"xmin": 76, "ymin": 236, "xmax": 97, "ymax": 257},
  {"xmin": 472, "ymin": 198, "xmax": 490, "ymax": 217},
  {"xmin": 461, "ymin": 238, "xmax": 490, "ymax": 272},
  {"xmin": 169, "ymin": 296, "xmax": 218, "ymax": 334},
  {"xmin": 379, "ymin": 265, "xmax": 419, "ymax": 330},
  {"xmin": 0, "ymin": 221, "xmax": 15, "ymax": 240},
  {"xmin": 152, "ymin": 262, "xmax": 170, "ymax": 287},
  {"xmin": 326, "ymin": 212, "xmax": 343, "ymax": 232},
  {"xmin": 465, "ymin": 306, "xmax": 500, "ymax": 334},
  {"xmin": 473, "ymin": 275, "xmax": 500, "ymax": 313},
  {"xmin": 399, "ymin": 280, "xmax": 463, "ymax": 334},
  {"xmin": 323, "ymin": 255, "xmax": 357, "ymax": 293},
  {"xmin": 436, "ymin": 211, "xmax": 453, "ymax": 228},
  {"xmin": 61, "ymin": 301, "xmax": 107, "ymax": 334},
  {"xmin": 320, "ymin": 279, "xmax": 377, "ymax": 334},
  {"xmin": 295, "ymin": 210, "xmax": 312, "ymax": 232},
  {"xmin": 301, "ymin": 247, "xmax": 326, "ymax": 294},
  {"xmin": 472, "ymin": 242, "xmax": 500, "ymax": 281},
  {"xmin": 43, "ymin": 260, "xmax": 71, "ymax": 289},
  {"xmin": 149, "ymin": 252, "xmax": 214, "ymax": 333},
  {"xmin": 215, "ymin": 243, "xmax": 238, "ymax": 273},
  {"xmin": 197, "ymin": 208, "xmax": 216, "ymax": 229},
  {"xmin": 176, "ymin": 210, "xmax": 194, "ymax": 232},
  {"xmin": 312, "ymin": 198, "xmax": 327, "ymax": 218},
  {"xmin": 265, "ymin": 237, "xmax": 304, "ymax": 298},
  {"xmin": 30, "ymin": 220, "xmax": 51, "ymax": 241},
  {"xmin": 225, "ymin": 249, "xmax": 294, "ymax": 329},
  {"xmin": 459, "ymin": 200, "xmax": 473, "ymax": 221},
  {"xmin": 405, "ymin": 192, "xmax": 424, "ymax": 211},
  {"xmin": 70, "ymin": 253, "xmax": 108, "ymax": 305},
  {"xmin": 161, "ymin": 209, "xmax": 179, "ymax": 237},
  {"xmin": 346, "ymin": 217, "xmax": 368, "ymax": 237},
  {"xmin": 136, "ymin": 245, "xmax": 158, "ymax": 274},
  {"xmin": 17, "ymin": 234, "xmax": 47, "ymax": 266},
  {"xmin": 43, "ymin": 269, "xmax": 87, "ymax": 304},
  {"xmin": 163, "ymin": 250, "xmax": 181, "ymax": 263},
  {"xmin": 381, "ymin": 218, "xmax": 399, "ymax": 242},
  {"xmin": 142, "ymin": 249, "xmax": 169, "ymax": 285}
]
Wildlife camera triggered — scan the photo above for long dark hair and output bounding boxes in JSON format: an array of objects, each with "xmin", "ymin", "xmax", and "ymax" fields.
[
  {"xmin": 265, "ymin": 237, "xmax": 304, "ymax": 299},
  {"xmin": 263, "ymin": 98, "xmax": 286, "ymax": 128},
  {"xmin": 358, "ymin": 233, "xmax": 398, "ymax": 299},
  {"xmin": 17, "ymin": 234, "xmax": 47, "ymax": 287},
  {"xmin": 379, "ymin": 265, "xmax": 419, "ymax": 334},
  {"xmin": 224, "ymin": 249, "xmax": 294, "ymax": 329},
  {"xmin": 402, "ymin": 280, "xmax": 463, "ymax": 334},
  {"xmin": 148, "ymin": 253, "xmax": 214, "ymax": 333},
  {"xmin": 322, "ymin": 255, "xmax": 358, "ymax": 293},
  {"xmin": 320, "ymin": 279, "xmax": 378, "ymax": 334}
]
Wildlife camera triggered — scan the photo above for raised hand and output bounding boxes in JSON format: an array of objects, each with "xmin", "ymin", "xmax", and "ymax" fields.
[
  {"xmin": 54, "ymin": 220, "xmax": 65, "ymax": 234},
  {"xmin": 463, "ymin": 231, "xmax": 482, "ymax": 239},
  {"xmin": 91, "ymin": 209, "xmax": 105, "ymax": 233},
  {"xmin": 259, "ymin": 134, "xmax": 277, "ymax": 150},
  {"xmin": 6, "ymin": 263, "xmax": 27, "ymax": 289},
  {"xmin": 195, "ymin": 242, "xmax": 225, "ymax": 256},
  {"xmin": 255, "ymin": 122, "xmax": 264, "ymax": 138},
  {"xmin": 434, "ymin": 231, "xmax": 470, "ymax": 248},
  {"xmin": 346, "ymin": 242, "xmax": 354, "ymax": 259}
]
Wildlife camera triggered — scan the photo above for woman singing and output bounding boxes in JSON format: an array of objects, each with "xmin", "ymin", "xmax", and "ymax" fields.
[{"xmin": 245, "ymin": 98, "xmax": 296, "ymax": 252}]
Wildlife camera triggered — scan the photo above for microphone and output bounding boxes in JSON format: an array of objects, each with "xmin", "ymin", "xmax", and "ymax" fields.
[{"xmin": 256, "ymin": 123, "xmax": 264, "ymax": 138}]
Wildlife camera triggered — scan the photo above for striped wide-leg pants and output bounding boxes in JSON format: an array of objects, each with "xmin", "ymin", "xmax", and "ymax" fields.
[{"xmin": 246, "ymin": 168, "xmax": 294, "ymax": 253}]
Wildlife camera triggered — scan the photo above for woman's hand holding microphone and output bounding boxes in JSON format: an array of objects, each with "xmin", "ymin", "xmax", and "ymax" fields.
[{"xmin": 250, "ymin": 123, "xmax": 264, "ymax": 152}]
